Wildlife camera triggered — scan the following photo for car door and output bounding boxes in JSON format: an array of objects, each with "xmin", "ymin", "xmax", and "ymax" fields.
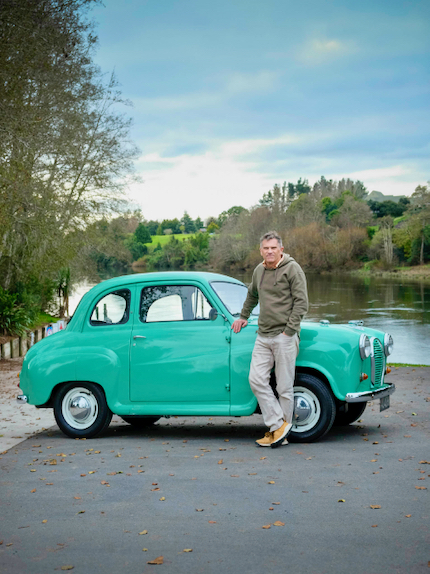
[{"xmin": 130, "ymin": 282, "xmax": 231, "ymax": 412}]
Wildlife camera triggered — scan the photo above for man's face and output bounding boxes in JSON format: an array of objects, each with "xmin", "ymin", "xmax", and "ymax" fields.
[{"xmin": 260, "ymin": 238, "xmax": 284, "ymax": 267}]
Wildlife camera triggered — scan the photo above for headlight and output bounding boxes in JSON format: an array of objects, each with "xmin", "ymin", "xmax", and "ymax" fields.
[
  {"xmin": 359, "ymin": 334, "xmax": 371, "ymax": 360},
  {"xmin": 384, "ymin": 333, "xmax": 394, "ymax": 356}
]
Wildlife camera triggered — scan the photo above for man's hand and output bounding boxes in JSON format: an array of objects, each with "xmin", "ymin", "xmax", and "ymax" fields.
[{"xmin": 231, "ymin": 318, "xmax": 248, "ymax": 333}]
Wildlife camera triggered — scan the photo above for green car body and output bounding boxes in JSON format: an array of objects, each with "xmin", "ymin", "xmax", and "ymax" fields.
[{"xmin": 18, "ymin": 271, "xmax": 395, "ymax": 441}]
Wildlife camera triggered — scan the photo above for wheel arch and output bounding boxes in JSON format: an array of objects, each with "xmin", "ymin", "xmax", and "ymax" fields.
[{"xmin": 38, "ymin": 380, "xmax": 108, "ymax": 408}]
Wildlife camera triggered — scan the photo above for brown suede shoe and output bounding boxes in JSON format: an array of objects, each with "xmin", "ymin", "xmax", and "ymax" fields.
[
  {"xmin": 271, "ymin": 421, "xmax": 292, "ymax": 448},
  {"xmin": 255, "ymin": 431, "xmax": 274, "ymax": 447}
]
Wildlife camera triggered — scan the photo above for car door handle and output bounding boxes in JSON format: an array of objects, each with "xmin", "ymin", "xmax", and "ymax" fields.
[{"xmin": 133, "ymin": 335, "xmax": 146, "ymax": 339}]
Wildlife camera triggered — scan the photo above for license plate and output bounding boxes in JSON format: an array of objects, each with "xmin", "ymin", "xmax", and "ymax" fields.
[{"xmin": 380, "ymin": 395, "xmax": 390, "ymax": 412}]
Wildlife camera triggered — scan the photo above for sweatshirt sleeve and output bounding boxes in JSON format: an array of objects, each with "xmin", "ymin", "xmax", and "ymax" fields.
[
  {"xmin": 240, "ymin": 271, "xmax": 259, "ymax": 320},
  {"xmin": 283, "ymin": 269, "xmax": 309, "ymax": 336}
]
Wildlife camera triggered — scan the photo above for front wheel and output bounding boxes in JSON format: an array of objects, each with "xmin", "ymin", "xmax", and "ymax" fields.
[
  {"xmin": 54, "ymin": 382, "xmax": 112, "ymax": 439},
  {"xmin": 289, "ymin": 373, "xmax": 336, "ymax": 443}
]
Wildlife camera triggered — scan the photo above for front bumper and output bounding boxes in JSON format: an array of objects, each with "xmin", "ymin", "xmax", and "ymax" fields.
[
  {"xmin": 17, "ymin": 394, "xmax": 28, "ymax": 404},
  {"xmin": 345, "ymin": 383, "xmax": 395, "ymax": 403}
]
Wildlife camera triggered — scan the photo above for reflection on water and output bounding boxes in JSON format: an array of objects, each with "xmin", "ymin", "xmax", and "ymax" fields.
[
  {"xmin": 306, "ymin": 274, "xmax": 429, "ymax": 365},
  {"xmin": 69, "ymin": 271, "xmax": 430, "ymax": 365}
]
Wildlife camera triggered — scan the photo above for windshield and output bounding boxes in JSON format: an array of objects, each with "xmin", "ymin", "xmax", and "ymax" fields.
[{"xmin": 210, "ymin": 281, "xmax": 259, "ymax": 317}]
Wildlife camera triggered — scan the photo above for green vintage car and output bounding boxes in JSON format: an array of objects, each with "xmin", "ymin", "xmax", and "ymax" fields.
[{"xmin": 17, "ymin": 271, "xmax": 395, "ymax": 442}]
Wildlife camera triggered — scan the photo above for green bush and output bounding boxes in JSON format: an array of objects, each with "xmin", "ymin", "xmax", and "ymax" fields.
[{"xmin": 0, "ymin": 287, "xmax": 34, "ymax": 336}]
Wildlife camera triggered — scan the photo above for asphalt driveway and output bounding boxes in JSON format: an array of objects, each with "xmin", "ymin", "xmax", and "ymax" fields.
[{"xmin": 1, "ymin": 367, "xmax": 429, "ymax": 574}]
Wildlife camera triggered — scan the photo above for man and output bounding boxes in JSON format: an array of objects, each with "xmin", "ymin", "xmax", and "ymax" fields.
[{"xmin": 232, "ymin": 231, "xmax": 308, "ymax": 448}]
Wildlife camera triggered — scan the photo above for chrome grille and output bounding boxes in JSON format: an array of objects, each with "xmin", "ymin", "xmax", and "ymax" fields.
[{"xmin": 371, "ymin": 338, "xmax": 384, "ymax": 386}]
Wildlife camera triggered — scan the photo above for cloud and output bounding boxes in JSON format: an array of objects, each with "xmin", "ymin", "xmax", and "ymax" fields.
[
  {"xmin": 133, "ymin": 70, "xmax": 280, "ymax": 112},
  {"xmin": 298, "ymin": 38, "xmax": 354, "ymax": 64}
]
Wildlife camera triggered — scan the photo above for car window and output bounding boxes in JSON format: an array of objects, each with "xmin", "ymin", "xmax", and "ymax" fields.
[
  {"xmin": 211, "ymin": 281, "xmax": 260, "ymax": 316},
  {"xmin": 90, "ymin": 289, "xmax": 131, "ymax": 326},
  {"xmin": 140, "ymin": 285, "xmax": 212, "ymax": 323}
]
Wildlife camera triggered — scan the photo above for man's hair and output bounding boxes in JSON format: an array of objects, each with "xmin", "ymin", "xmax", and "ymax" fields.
[{"xmin": 260, "ymin": 231, "xmax": 283, "ymax": 247}]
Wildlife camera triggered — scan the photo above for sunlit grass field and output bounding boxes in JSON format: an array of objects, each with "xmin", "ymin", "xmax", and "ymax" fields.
[{"xmin": 145, "ymin": 234, "xmax": 195, "ymax": 252}]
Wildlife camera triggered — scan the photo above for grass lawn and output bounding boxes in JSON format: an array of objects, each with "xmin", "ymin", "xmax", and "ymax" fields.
[{"xmin": 145, "ymin": 234, "xmax": 194, "ymax": 252}]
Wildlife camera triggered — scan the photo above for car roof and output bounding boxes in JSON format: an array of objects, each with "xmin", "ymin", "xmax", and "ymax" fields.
[{"xmin": 85, "ymin": 270, "xmax": 244, "ymax": 298}]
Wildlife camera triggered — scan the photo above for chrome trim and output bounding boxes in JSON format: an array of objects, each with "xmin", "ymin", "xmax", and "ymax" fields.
[
  {"xmin": 346, "ymin": 383, "xmax": 396, "ymax": 403},
  {"xmin": 17, "ymin": 395, "xmax": 28, "ymax": 404},
  {"xmin": 319, "ymin": 320, "xmax": 330, "ymax": 325}
]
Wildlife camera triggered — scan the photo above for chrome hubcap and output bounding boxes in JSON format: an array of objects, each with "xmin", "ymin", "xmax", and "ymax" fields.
[
  {"xmin": 292, "ymin": 386, "xmax": 321, "ymax": 433},
  {"xmin": 70, "ymin": 396, "xmax": 91, "ymax": 421},
  {"xmin": 62, "ymin": 387, "xmax": 99, "ymax": 429},
  {"xmin": 294, "ymin": 395, "xmax": 312, "ymax": 424}
]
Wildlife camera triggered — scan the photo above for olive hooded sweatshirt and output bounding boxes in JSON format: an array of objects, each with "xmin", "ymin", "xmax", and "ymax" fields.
[{"xmin": 240, "ymin": 254, "xmax": 308, "ymax": 337}]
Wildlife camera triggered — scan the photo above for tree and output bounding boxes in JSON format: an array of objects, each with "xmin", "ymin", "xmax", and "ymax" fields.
[
  {"xmin": 194, "ymin": 216, "xmax": 204, "ymax": 230},
  {"xmin": 134, "ymin": 223, "xmax": 152, "ymax": 244},
  {"xmin": 0, "ymin": 0, "xmax": 138, "ymax": 296},
  {"xmin": 218, "ymin": 206, "xmax": 247, "ymax": 226},
  {"xmin": 367, "ymin": 200, "xmax": 407, "ymax": 218},
  {"xmin": 181, "ymin": 212, "xmax": 196, "ymax": 233},
  {"xmin": 408, "ymin": 184, "xmax": 430, "ymax": 265},
  {"xmin": 146, "ymin": 220, "xmax": 159, "ymax": 235}
]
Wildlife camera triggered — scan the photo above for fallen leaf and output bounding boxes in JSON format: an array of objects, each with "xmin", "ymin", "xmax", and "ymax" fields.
[
  {"xmin": 338, "ymin": 499, "xmax": 345, "ymax": 503},
  {"xmin": 73, "ymin": 496, "xmax": 81, "ymax": 500},
  {"xmin": 46, "ymin": 483, "xmax": 54, "ymax": 485},
  {"xmin": 49, "ymin": 459, "xmax": 57, "ymax": 465},
  {"xmin": 218, "ymin": 460, "xmax": 223, "ymax": 464},
  {"xmin": 370, "ymin": 505, "xmax": 381, "ymax": 509},
  {"xmin": 195, "ymin": 509, "xmax": 204, "ymax": 512},
  {"xmin": 142, "ymin": 548, "xmax": 148, "ymax": 552},
  {"xmin": 208, "ymin": 521, "xmax": 216, "ymax": 524},
  {"xmin": 139, "ymin": 530, "xmax": 148, "ymax": 535},
  {"xmin": 151, "ymin": 488, "xmax": 160, "ymax": 491},
  {"xmin": 411, "ymin": 412, "xmax": 417, "ymax": 416},
  {"xmin": 77, "ymin": 510, "xmax": 85, "ymax": 514},
  {"xmin": 404, "ymin": 435, "xmax": 411, "ymax": 438},
  {"xmin": 30, "ymin": 469, "xmax": 36, "ymax": 472},
  {"xmin": 248, "ymin": 473, "xmax": 257, "ymax": 475},
  {"xmin": 80, "ymin": 474, "xmax": 86, "ymax": 477},
  {"xmin": 61, "ymin": 566, "xmax": 74, "ymax": 571},
  {"xmin": 373, "ymin": 442, "xmax": 379, "ymax": 445},
  {"xmin": 405, "ymin": 514, "xmax": 412, "ymax": 518},
  {"xmin": 272, "ymin": 502, "xmax": 280, "ymax": 505},
  {"xmin": 159, "ymin": 497, "xmax": 165, "ymax": 501},
  {"xmin": 183, "ymin": 549, "xmax": 193, "ymax": 552},
  {"xmin": 88, "ymin": 471, "xmax": 96, "ymax": 474},
  {"xmin": 269, "ymin": 507, "xmax": 274, "ymax": 510},
  {"xmin": 224, "ymin": 439, "xmax": 229, "ymax": 442},
  {"xmin": 42, "ymin": 519, "xmax": 47, "ymax": 523},
  {"xmin": 100, "ymin": 481, "xmax": 109, "ymax": 485},
  {"xmin": 419, "ymin": 461, "xmax": 430, "ymax": 464},
  {"xmin": 268, "ymin": 481, "xmax": 275, "ymax": 484},
  {"xmin": 30, "ymin": 489, "xmax": 36, "ymax": 493},
  {"xmin": 147, "ymin": 556, "xmax": 164, "ymax": 565},
  {"xmin": 273, "ymin": 521, "xmax": 285, "ymax": 526},
  {"xmin": 262, "ymin": 524, "xmax": 271, "ymax": 529},
  {"xmin": 230, "ymin": 475, "xmax": 239, "ymax": 477},
  {"xmin": 371, "ymin": 524, "xmax": 378, "ymax": 528},
  {"xmin": 415, "ymin": 486, "xmax": 427, "ymax": 490},
  {"xmin": 260, "ymin": 457, "xmax": 266, "ymax": 460},
  {"xmin": 370, "ymin": 459, "xmax": 378, "ymax": 462}
]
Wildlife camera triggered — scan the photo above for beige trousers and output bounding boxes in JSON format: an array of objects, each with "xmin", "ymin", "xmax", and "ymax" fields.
[{"xmin": 249, "ymin": 332, "xmax": 299, "ymax": 432}]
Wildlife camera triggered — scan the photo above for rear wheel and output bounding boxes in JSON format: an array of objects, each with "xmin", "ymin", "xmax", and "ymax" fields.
[
  {"xmin": 333, "ymin": 402, "xmax": 367, "ymax": 426},
  {"xmin": 54, "ymin": 382, "xmax": 112, "ymax": 439},
  {"xmin": 289, "ymin": 373, "xmax": 336, "ymax": 443},
  {"xmin": 120, "ymin": 416, "xmax": 160, "ymax": 428}
]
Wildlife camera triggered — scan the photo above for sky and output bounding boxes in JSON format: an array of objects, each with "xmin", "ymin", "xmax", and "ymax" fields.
[{"xmin": 91, "ymin": 0, "xmax": 430, "ymax": 221}]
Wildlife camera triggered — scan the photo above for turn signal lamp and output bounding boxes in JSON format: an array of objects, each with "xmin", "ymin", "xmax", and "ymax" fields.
[{"xmin": 360, "ymin": 373, "xmax": 369, "ymax": 381}]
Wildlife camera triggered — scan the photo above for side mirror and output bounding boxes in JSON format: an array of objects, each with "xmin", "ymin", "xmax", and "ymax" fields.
[{"xmin": 209, "ymin": 308, "xmax": 218, "ymax": 321}]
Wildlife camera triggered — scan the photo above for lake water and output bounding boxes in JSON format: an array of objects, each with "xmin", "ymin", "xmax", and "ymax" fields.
[{"xmin": 68, "ymin": 272, "xmax": 430, "ymax": 365}]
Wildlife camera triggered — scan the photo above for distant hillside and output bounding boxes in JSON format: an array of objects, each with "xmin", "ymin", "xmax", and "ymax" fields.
[{"xmin": 368, "ymin": 190, "xmax": 406, "ymax": 203}]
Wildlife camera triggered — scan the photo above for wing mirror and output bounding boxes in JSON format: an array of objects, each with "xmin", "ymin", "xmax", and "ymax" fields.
[{"xmin": 209, "ymin": 308, "xmax": 218, "ymax": 321}]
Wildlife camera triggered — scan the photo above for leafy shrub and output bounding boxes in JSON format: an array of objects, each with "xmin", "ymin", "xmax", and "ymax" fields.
[{"xmin": 0, "ymin": 287, "xmax": 34, "ymax": 336}]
